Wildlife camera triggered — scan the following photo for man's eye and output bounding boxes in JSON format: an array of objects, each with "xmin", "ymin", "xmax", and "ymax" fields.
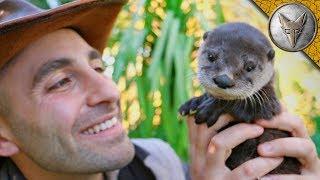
[
  {"xmin": 48, "ymin": 77, "xmax": 72, "ymax": 91},
  {"xmin": 94, "ymin": 67, "xmax": 105, "ymax": 73},
  {"xmin": 90, "ymin": 59, "xmax": 106, "ymax": 73}
]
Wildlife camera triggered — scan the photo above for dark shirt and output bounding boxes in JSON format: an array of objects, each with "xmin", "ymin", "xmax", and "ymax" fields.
[{"xmin": 118, "ymin": 144, "xmax": 155, "ymax": 180}]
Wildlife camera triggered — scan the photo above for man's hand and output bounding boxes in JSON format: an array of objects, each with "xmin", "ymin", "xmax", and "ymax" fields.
[
  {"xmin": 187, "ymin": 115, "xmax": 283, "ymax": 180},
  {"xmin": 255, "ymin": 108, "xmax": 320, "ymax": 180}
]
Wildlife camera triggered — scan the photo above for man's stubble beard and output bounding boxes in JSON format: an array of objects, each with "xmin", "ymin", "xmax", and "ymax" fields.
[{"xmin": 7, "ymin": 111, "xmax": 135, "ymax": 174}]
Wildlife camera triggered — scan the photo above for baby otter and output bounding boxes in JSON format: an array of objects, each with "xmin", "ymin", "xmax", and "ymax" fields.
[{"xmin": 179, "ymin": 23, "xmax": 300, "ymax": 174}]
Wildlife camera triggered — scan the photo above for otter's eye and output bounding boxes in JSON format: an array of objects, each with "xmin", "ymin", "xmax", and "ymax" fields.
[
  {"xmin": 207, "ymin": 53, "xmax": 218, "ymax": 62},
  {"xmin": 246, "ymin": 66, "xmax": 255, "ymax": 72},
  {"xmin": 245, "ymin": 62, "xmax": 256, "ymax": 72}
]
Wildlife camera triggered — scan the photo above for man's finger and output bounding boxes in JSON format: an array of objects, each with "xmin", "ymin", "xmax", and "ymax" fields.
[
  {"xmin": 255, "ymin": 112, "xmax": 309, "ymax": 138},
  {"xmin": 196, "ymin": 123, "xmax": 215, "ymax": 156},
  {"xmin": 258, "ymin": 137, "xmax": 318, "ymax": 169},
  {"xmin": 187, "ymin": 114, "xmax": 233, "ymax": 157},
  {"xmin": 230, "ymin": 157, "xmax": 283, "ymax": 179},
  {"xmin": 190, "ymin": 114, "xmax": 234, "ymax": 174},
  {"xmin": 186, "ymin": 116, "xmax": 198, "ymax": 171},
  {"xmin": 211, "ymin": 123, "xmax": 264, "ymax": 152},
  {"xmin": 198, "ymin": 114, "xmax": 234, "ymax": 151},
  {"xmin": 213, "ymin": 114, "xmax": 234, "ymax": 131},
  {"xmin": 186, "ymin": 116, "xmax": 197, "ymax": 145},
  {"xmin": 206, "ymin": 123, "xmax": 264, "ymax": 166}
]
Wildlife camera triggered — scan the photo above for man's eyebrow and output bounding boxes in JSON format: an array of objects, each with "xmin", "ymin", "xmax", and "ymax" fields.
[
  {"xmin": 88, "ymin": 49, "xmax": 102, "ymax": 60},
  {"xmin": 33, "ymin": 58, "xmax": 72, "ymax": 88},
  {"xmin": 32, "ymin": 50, "xmax": 101, "ymax": 88}
]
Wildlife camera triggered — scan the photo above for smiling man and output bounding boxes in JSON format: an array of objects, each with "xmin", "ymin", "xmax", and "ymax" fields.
[
  {"xmin": 1, "ymin": 0, "xmax": 320, "ymax": 180},
  {"xmin": 0, "ymin": 0, "xmax": 174, "ymax": 179},
  {"xmin": 1, "ymin": 28, "xmax": 135, "ymax": 174}
]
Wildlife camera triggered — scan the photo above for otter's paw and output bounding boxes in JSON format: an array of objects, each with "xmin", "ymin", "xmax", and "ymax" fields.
[
  {"xmin": 206, "ymin": 109, "xmax": 224, "ymax": 127},
  {"xmin": 194, "ymin": 98, "xmax": 215, "ymax": 124},
  {"xmin": 178, "ymin": 96, "xmax": 204, "ymax": 117},
  {"xmin": 194, "ymin": 98, "xmax": 223, "ymax": 127}
]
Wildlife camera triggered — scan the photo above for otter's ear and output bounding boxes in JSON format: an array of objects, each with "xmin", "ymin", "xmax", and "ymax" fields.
[
  {"xmin": 203, "ymin": 31, "xmax": 210, "ymax": 40},
  {"xmin": 267, "ymin": 49, "xmax": 275, "ymax": 61}
]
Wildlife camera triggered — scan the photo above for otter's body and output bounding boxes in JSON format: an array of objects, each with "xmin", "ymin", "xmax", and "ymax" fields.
[{"xmin": 179, "ymin": 23, "xmax": 300, "ymax": 174}]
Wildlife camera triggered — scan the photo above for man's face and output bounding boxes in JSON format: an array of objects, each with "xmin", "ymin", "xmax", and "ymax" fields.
[{"xmin": 0, "ymin": 29, "xmax": 134, "ymax": 173}]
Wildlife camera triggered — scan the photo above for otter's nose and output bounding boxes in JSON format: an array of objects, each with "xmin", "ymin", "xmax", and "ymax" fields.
[{"xmin": 213, "ymin": 75, "xmax": 235, "ymax": 89}]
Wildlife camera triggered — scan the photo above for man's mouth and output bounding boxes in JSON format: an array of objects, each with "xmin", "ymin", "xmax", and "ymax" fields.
[{"xmin": 82, "ymin": 116, "xmax": 118, "ymax": 135}]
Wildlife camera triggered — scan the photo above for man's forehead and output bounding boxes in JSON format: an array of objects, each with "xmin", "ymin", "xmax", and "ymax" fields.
[
  {"xmin": 14, "ymin": 29, "xmax": 88, "ymax": 67},
  {"xmin": 2, "ymin": 28, "xmax": 100, "ymax": 85},
  {"xmin": 0, "ymin": 29, "xmax": 75, "ymax": 79},
  {"xmin": 27, "ymin": 28, "xmax": 87, "ymax": 56}
]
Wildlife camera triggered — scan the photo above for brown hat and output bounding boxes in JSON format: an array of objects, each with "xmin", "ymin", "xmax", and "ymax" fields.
[{"xmin": 0, "ymin": 0, "xmax": 126, "ymax": 69}]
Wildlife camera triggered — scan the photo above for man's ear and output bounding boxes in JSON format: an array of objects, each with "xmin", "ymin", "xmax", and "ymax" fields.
[{"xmin": 0, "ymin": 133, "xmax": 19, "ymax": 157}]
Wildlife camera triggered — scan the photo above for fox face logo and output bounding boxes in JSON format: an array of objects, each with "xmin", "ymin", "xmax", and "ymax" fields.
[{"xmin": 278, "ymin": 12, "xmax": 306, "ymax": 47}]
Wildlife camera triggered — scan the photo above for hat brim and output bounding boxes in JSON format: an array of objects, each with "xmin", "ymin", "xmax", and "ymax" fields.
[{"xmin": 0, "ymin": 0, "xmax": 126, "ymax": 68}]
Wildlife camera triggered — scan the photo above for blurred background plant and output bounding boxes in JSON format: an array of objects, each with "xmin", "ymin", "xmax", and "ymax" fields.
[{"xmin": 29, "ymin": 0, "xmax": 320, "ymax": 160}]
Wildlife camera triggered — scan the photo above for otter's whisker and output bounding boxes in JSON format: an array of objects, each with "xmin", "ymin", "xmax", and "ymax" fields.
[
  {"xmin": 253, "ymin": 93, "xmax": 262, "ymax": 111},
  {"xmin": 243, "ymin": 93, "xmax": 248, "ymax": 110},
  {"xmin": 238, "ymin": 92, "xmax": 247, "ymax": 110},
  {"xmin": 261, "ymin": 89, "xmax": 271, "ymax": 104},
  {"xmin": 255, "ymin": 91, "xmax": 264, "ymax": 110},
  {"xmin": 253, "ymin": 93, "xmax": 259, "ymax": 113},
  {"xmin": 250, "ymin": 93, "xmax": 257, "ymax": 116},
  {"xmin": 257, "ymin": 90, "xmax": 266, "ymax": 106},
  {"xmin": 248, "ymin": 94, "xmax": 254, "ymax": 113}
]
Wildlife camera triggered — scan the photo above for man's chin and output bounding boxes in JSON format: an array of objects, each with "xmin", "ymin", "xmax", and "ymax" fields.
[
  {"xmin": 88, "ymin": 135, "xmax": 135, "ymax": 172},
  {"xmin": 106, "ymin": 136, "xmax": 135, "ymax": 170},
  {"xmin": 84, "ymin": 129, "xmax": 135, "ymax": 170},
  {"xmin": 39, "ymin": 134, "xmax": 135, "ymax": 174}
]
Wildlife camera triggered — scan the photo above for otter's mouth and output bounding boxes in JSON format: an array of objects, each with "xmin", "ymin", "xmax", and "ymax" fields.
[{"xmin": 206, "ymin": 87, "xmax": 246, "ymax": 100}]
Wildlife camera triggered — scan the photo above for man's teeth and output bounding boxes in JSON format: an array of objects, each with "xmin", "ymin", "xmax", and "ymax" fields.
[{"xmin": 83, "ymin": 117, "xmax": 118, "ymax": 135}]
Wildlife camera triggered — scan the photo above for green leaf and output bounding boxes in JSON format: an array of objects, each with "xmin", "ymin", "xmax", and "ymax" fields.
[
  {"xmin": 164, "ymin": 18, "xmax": 180, "ymax": 78},
  {"xmin": 147, "ymin": 11, "xmax": 174, "ymax": 91},
  {"xmin": 215, "ymin": 0, "xmax": 225, "ymax": 25},
  {"xmin": 311, "ymin": 133, "xmax": 320, "ymax": 156},
  {"xmin": 28, "ymin": 0, "xmax": 50, "ymax": 9}
]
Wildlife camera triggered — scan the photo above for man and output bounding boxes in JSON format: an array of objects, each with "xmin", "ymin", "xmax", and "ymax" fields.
[{"xmin": 0, "ymin": 0, "xmax": 319, "ymax": 179}]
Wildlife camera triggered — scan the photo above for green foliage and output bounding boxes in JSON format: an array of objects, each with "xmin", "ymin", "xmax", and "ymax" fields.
[
  {"xmin": 113, "ymin": 0, "xmax": 200, "ymax": 161},
  {"xmin": 311, "ymin": 116, "xmax": 320, "ymax": 155},
  {"xmin": 27, "ymin": 0, "xmax": 72, "ymax": 9},
  {"xmin": 27, "ymin": 0, "xmax": 50, "ymax": 9},
  {"xmin": 215, "ymin": 0, "xmax": 225, "ymax": 25}
]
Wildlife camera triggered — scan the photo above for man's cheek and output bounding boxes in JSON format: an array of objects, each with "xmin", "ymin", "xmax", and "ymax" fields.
[{"xmin": 40, "ymin": 96, "xmax": 81, "ymax": 133}]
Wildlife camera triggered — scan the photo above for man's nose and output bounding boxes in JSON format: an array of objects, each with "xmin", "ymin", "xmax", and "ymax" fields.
[
  {"xmin": 213, "ymin": 74, "xmax": 235, "ymax": 89},
  {"xmin": 86, "ymin": 73, "xmax": 120, "ymax": 106}
]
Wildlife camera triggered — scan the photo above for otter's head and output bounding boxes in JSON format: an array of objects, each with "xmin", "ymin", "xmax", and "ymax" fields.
[{"xmin": 198, "ymin": 23, "xmax": 275, "ymax": 100}]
